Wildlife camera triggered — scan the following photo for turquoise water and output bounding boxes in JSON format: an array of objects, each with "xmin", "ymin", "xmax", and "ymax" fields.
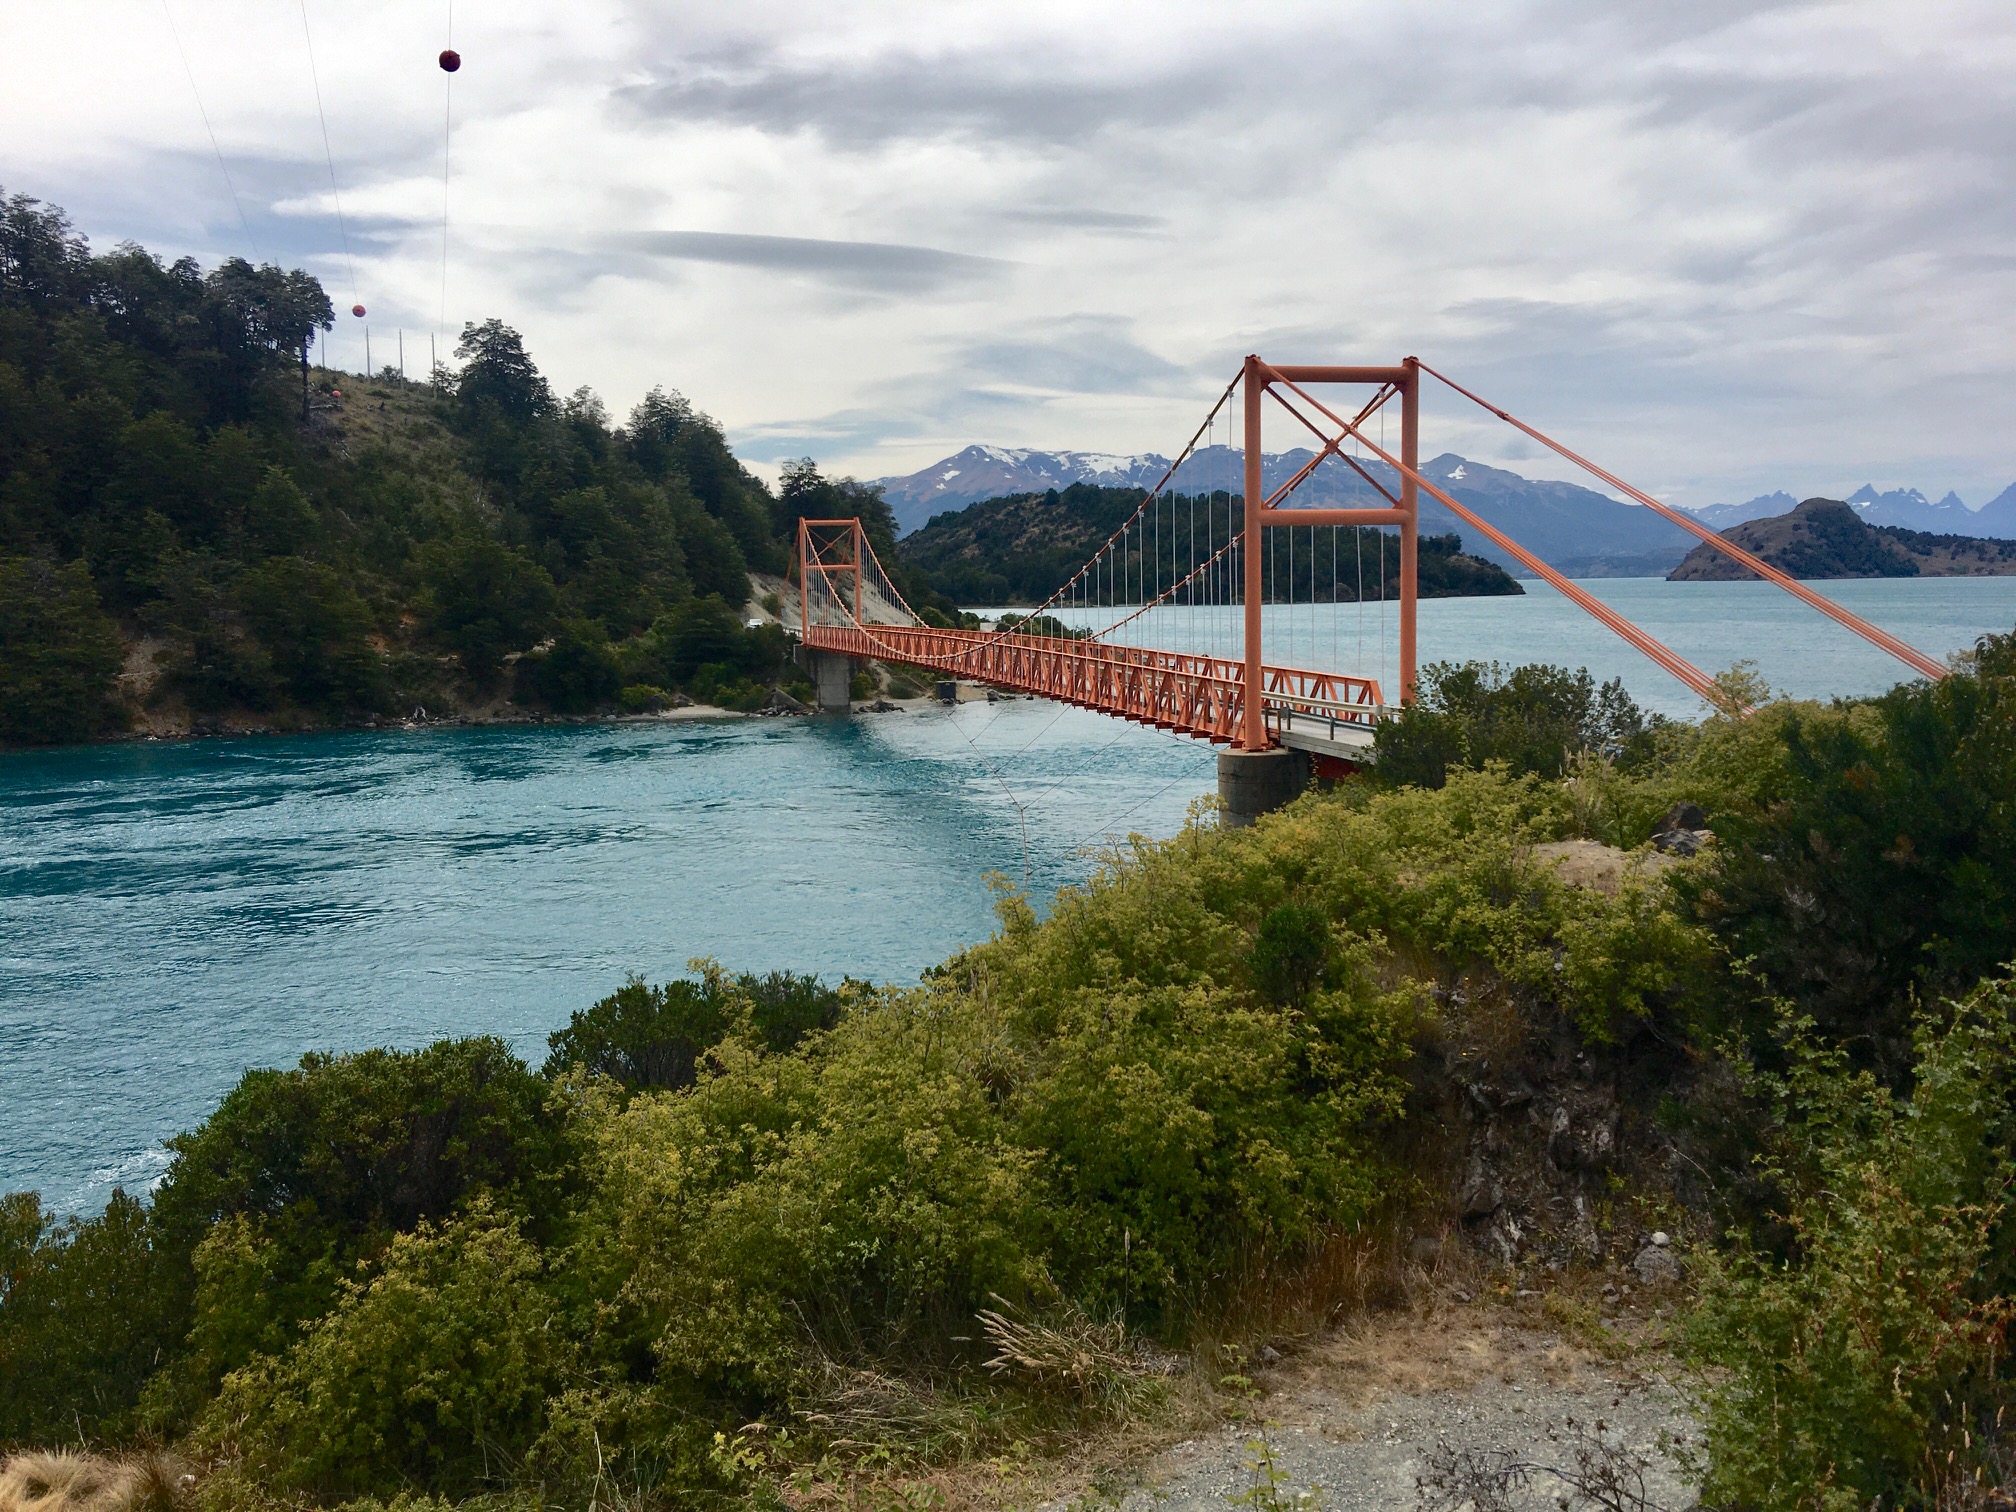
[{"xmin": 5, "ymin": 576, "xmax": 2015, "ymax": 1213}]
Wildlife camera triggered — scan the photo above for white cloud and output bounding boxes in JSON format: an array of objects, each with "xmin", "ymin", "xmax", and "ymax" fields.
[{"xmin": 4, "ymin": 0, "xmax": 2013, "ymax": 505}]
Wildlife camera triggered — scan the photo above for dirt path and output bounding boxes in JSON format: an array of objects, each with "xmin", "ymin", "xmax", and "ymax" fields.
[{"xmin": 1057, "ymin": 1308, "xmax": 1698, "ymax": 1511}]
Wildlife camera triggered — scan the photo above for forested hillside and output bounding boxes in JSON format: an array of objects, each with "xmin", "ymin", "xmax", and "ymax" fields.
[
  {"xmin": 0, "ymin": 190, "xmax": 949, "ymax": 746},
  {"xmin": 898, "ymin": 481, "xmax": 1522, "ymax": 605}
]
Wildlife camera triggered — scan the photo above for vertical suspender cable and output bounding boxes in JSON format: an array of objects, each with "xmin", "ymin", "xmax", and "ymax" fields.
[
  {"xmin": 162, "ymin": 0, "xmax": 260, "ymax": 260},
  {"xmin": 1331, "ymin": 524, "xmax": 1338, "ymax": 672},
  {"xmin": 1356, "ymin": 526, "xmax": 1365, "ymax": 679},
  {"xmin": 440, "ymin": 0, "xmax": 455, "ymax": 346},
  {"xmin": 1380, "ymin": 528, "xmax": 1388, "ymax": 695},
  {"xmin": 298, "ymin": 0, "xmax": 359, "ymax": 350}
]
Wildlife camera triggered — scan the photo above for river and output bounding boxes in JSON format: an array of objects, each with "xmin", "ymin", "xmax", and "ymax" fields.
[{"xmin": 6, "ymin": 575, "xmax": 2015, "ymax": 1212}]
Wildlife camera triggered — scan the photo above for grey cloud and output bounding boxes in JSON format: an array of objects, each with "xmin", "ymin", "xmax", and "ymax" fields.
[
  {"xmin": 734, "ymin": 316, "xmax": 1194, "ymax": 465},
  {"xmin": 614, "ymin": 42, "xmax": 1246, "ymax": 150},
  {"xmin": 734, "ymin": 389, "xmax": 1033, "ymax": 468},
  {"xmin": 616, "ymin": 230, "xmax": 1008, "ymax": 293},
  {"xmin": 1002, "ymin": 207, "xmax": 1166, "ymax": 233},
  {"xmin": 954, "ymin": 315, "xmax": 1191, "ymax": 394}
]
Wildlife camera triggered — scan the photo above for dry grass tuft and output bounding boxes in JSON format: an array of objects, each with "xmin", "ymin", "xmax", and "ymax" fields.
[
  {"xmin": 978, "ymin": 1296, "xmax": 1141, "ymax": 1405},
  {"xmin": 0, "ymin": 1452, "xmax": 191, "ymax": 1512}
]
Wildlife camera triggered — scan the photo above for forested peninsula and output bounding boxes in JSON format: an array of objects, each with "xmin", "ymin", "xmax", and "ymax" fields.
[
  {"xmin": 898, "ymin": 484, "xmax": 1521, "ymax": 605},
  {"xmin": 1670, "ymin": 495, "xmax": 2016, "ymax": 580},
  {"xmin": 0, "ymin": 190, "xmax": 968, "ymax": 749}
]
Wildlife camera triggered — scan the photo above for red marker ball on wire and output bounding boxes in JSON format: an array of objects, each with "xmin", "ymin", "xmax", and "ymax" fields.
[
  {"xmin": 439, "ymin": 49, "xmax": 460, "ymax": 72},
  {"xmin": 351, "ymin": 304, "xmax": 366, "ymax": 318}
]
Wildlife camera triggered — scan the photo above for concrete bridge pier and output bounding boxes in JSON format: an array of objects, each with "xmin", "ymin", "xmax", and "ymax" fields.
[
  {"xmin": 795, "ymin": 646, "xmax": 854, "ymax": 714},
  {"xmin": 1217, "ymin": 748, "xmax": 1309, "ymax": 828}
]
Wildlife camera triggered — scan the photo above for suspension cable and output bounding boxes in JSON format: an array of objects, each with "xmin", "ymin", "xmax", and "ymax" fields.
[
  {"xmin": 297, "ymin": 0, "xmax": 359, "ymax": 314},
  {"xmin": 440, "ymin": 0, "xmax": 454, "ymax": 341},
  {"xmin": 1412, "ymin": 359, "xmax": 1948, "ymax": 682},
  {"xmin": 161, "ymin": 0, "xmax": 260, "ymax": 260},
  {"xmin": 1260, "ymin": 363, "xmax": 1725, "ymax": 705}
]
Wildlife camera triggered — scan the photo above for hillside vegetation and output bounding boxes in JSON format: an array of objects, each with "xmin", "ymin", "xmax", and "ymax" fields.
[
  {"xmin": 1671, "ymin": 495, "xmax": 2016, "ymax": 580},
  {"xmin": 897, "ymin": 482, "xmax": 1521, "ymax": 605},
  {"xmin": 6, "ymin": 633, "xmax": 2016, "ymax": 1510},
  {"xmin": 0, "ymin": 189, "xmax": 957, "ymax": 746}
]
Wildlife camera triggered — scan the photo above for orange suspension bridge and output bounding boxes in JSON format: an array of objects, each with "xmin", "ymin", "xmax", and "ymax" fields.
[{"xmin": 794, "ymin": 356, "xmax": 1948, "ymax": 824}]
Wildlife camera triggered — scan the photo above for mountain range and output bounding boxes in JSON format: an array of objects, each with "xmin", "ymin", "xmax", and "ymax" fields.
[{"xmin": 876, "ymin": 446, "xmax": 2016, "ymax": 573}]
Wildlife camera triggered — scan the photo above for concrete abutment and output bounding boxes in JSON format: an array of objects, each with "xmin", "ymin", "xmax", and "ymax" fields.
[
  {"xmin": 1217, "ymin": 748, "xmax": 1309, "ymax": 828},
  {"xmin": 794, "ymin": 646, "xmax": 854, "ymax": 715}
]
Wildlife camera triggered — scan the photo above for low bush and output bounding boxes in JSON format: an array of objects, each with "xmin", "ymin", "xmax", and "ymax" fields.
[
  {"xmin": 205, "ymin": 1206, "xmax": 574, "ymax": 1498},
  {"xmin": 542, "ymin": 966, "xmax": 843, "ymax": 1093},
  {"xmin": 1687, "ymin": 978, "xmax": 2016, "ymax": 1509},
  {"xmin": 1675, "ymin": 630, "xmax": 2016, "ymax": 1078},
  {"xmin": 617, "ymin": 682, "xmax": 673, "ymax": 713},
  {"xmin": 0, "ymin": 1191, "xmax": 186, "ymax": 1445},
  {"xmin": 1372, "ymin": 658, "xmax": 1659, "ymax": 788}
]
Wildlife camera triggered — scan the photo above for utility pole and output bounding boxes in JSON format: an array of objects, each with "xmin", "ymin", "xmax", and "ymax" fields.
[
  {"xmin": 365, "ymin": 327, "xmax": 372, "ymax": 377},
  {"xmin": 398, "ymin": 329, "xmax": 404, "ymax": 381},
  {"xmin": 301, "ymin": 338, "xmax": 310, "ymax": 422}
]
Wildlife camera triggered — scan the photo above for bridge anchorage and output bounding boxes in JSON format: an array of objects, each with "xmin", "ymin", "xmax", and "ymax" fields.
[{"xmin": 794, "ymin": 355, "xmax": 1947, "ymax": 828}]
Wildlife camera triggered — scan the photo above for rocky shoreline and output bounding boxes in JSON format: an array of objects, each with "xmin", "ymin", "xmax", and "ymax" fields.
[{"xmin": 84, "ymin": 692, "xmax": 963, "ymax": 750}]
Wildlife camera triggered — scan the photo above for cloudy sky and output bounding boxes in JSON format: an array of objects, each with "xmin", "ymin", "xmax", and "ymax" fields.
[{"xmin": 4, "ymin": 0, "xmax": 2012, "ymax": 505}]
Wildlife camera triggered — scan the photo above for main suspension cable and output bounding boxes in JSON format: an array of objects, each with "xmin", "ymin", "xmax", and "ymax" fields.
[
  {"xmin": 297, "ymin": 0, "xmax": 359, "ymax": 313},
  {"xmin": 1413, "ymin": 359, "xmax": 1948, "ymax": 683}
]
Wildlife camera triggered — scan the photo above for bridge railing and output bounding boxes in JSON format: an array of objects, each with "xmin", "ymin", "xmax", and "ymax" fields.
[{"xmin": 799, "ymin": 617, "xmax": 1385, "ymax": 745}]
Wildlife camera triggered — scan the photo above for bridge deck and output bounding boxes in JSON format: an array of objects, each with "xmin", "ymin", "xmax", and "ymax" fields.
[{"xmin": 801, "ymin": 622, "xmax": 1382, "ymax": 750}]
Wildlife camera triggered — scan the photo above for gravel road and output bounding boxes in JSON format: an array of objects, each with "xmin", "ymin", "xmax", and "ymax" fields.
[{"xmin": 1054, "ymin": 1307, "xmax": 1698, "ymax": 1511}]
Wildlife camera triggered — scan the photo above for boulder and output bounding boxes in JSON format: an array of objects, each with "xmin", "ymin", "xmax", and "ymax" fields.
[
  {"xmin": 1633, "ymin": 1242, "xmax": 1682, "ymax": 1286},
  {"xmin": 1659, "ymin": 800, "xmax": 1708, "ymax": 833}
]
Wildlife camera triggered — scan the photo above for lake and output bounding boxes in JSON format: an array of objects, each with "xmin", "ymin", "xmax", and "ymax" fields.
[{"xmin": 5, "ymin": 574, "xmax": 2015, "ymax": 1213}]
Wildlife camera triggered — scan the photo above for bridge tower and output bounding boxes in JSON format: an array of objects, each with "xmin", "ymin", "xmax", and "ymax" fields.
[
  {"xmin": 1218, "ymin": 355, "xmax": 1420, "ymax": 825},
  {"xmin": 795, "ymin": 519, "xmax": 863, "ymax": 714}
]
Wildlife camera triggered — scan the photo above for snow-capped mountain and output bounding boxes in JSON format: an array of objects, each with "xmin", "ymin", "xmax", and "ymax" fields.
[
  {"xmin": 1841, "ymin": 484, "xmax": 1978, "ymax": 531},
  {"xmin": 1686, "ymin": 492, "xmax": 1801, "ymax": 531},
  {"xmin": 1686, "ymin": 485, "xmax": 2010, "ymax": 537},
  {"xmin": 1975, "ymin": 481, "xmax": 2016, "ymax": 539},
  {"xmin": 880, "ymin": 446, "xmax": 1175, "ymax": 534},
  {"xmin": 881, "ymin": 445, "xmax": 1695, "ymax": 573},
  {"xmin": 878, "ymin": 445, "xmax": 2016, "ymax": 569}
]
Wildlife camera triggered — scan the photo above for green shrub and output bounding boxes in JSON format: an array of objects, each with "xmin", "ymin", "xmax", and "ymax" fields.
[
  {"xmin": 1677, "ymin": 629, "xmax": 2016, "ymax": 1077},
  {"xmin": 543, "ymin": 966, "xmax": 842, "ymax": 1093},
  {"xmin": 596, "ymin": 1018, "xmax": 1050, "ymax": 1391},
  {"xmin": 207, "ymin": 1206, "xmax": 574, "ymax": 1497},
  {"xmin": 1372, "ymin": 660, "xmax": 1656, "ymax": 789},
  {"xmin": 1687, "ymin": 978, "xmax": 2016, "ymax": 1509},
  {"xmin": 686, "ymin": 664, "xmax": 770, "ymax": 711},
  {"xmin": 0, "ymin": 1190, "xmax": 188, "ymax": 1446},
  {"xmin": 149, "ymin": 1039, "xmax": 578, "ymax": 1408},
  {"xmin": 0, "ymin": 556, "xmax": 126, "ymax": 745},
  {"xmin": 617, "ymin": 682, "xmax": 672, "ymax": 713},
  {"xmin": 1250, "ymin": 902, "xmax": 1329, "ymax": 1007}
]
